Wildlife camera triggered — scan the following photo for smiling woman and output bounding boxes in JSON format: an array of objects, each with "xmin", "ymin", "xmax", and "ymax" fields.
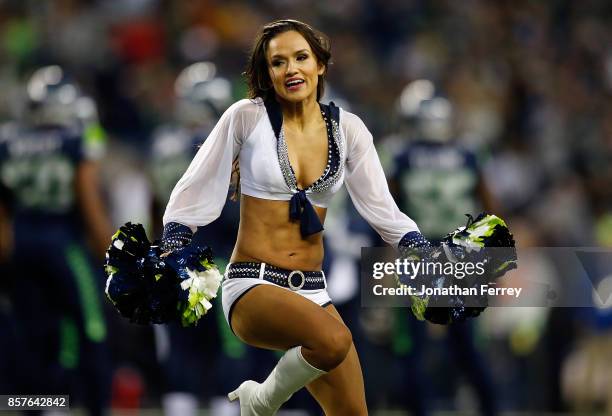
[
  {"xmin": 244, "ymin": 19, "xmax": 330, "ymax": 104},
  {"xmin": 160, "ymin": 19, "xmax": 427, "ymax": 416},
  {"xmin": 266, "ymin": 32, "xmax": 325, "ymax": 101}
]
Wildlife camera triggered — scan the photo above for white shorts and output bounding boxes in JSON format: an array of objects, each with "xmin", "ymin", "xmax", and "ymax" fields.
[{"xmin": 221, "ymin": 263, "xmax": 333, "ymax": 332}]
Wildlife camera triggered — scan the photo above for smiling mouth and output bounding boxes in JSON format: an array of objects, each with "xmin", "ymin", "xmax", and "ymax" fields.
[{"xmin": 285, "ymin": 79, "xmax": 305, "ymax": 90}]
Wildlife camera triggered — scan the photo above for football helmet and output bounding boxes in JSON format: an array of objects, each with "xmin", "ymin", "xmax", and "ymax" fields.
[
  {"xmin": 397, "ymin": 79, "xmax": 454, "ymax": 142},
  {"xmin": 174, "ymin": 61, "xmax": 232, "ymax": 126},
  {"xmin": 26, "ymin": 65, "xmax": 83, "ymax": 127}
]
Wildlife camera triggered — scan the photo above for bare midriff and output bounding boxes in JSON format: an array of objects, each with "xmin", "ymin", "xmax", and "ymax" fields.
[{"xmin": 230, "ymin": 194, "xmax": 326, "ymax": 271}]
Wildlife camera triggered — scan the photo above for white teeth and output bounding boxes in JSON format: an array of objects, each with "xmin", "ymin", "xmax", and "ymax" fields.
[{"xmin": 286, "ymin": 80, "xmax": 304, "ymax": 87}]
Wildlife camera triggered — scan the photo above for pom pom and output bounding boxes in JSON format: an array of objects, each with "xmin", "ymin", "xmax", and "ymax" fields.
[
  {"xmin": 403, "ymin": 213, "xmax": 517, "ymax": 325},
  {"xmin": 104, "ymin": 222, "xmax": 221, "ymax": 326},
  {"xmin": 104, "ymin": 223, "xmax": 152, "ymax": 321},
  {"xmin": 165, "ymin": 244, "xmax": 222, "ymax": 326},
  {"xmin": 445, "ymin": 213, "xmax": 517, "ymax": 279},
  {"xmin": 179, "ymin": 266, "xmax": 223, "ymax": 326}
]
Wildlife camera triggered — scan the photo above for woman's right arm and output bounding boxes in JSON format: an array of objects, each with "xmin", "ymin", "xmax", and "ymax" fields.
[{"xmin": 161, "ymin": 99, "xmax": 257, "ymax": 250}]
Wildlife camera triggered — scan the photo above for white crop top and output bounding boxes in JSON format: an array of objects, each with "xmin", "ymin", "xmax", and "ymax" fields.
[{"xmin": 163, "ymin": 97, "xmax": 419, "ymax": 248}]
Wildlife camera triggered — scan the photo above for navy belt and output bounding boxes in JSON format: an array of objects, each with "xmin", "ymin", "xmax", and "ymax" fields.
[{"xmin": 226, "ymin": 262, "xmax": 326, "ymax": 291}]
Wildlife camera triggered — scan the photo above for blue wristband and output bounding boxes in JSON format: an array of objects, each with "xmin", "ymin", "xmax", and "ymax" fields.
[
  {"xmin": 161, "ymin": 222, "xmax": 193, "ymax": 252},
  {"xmin": 399, "ymin": 231, "xmax": 431, "ymax": 249},
  {"xmin": 398, "ymin": 231, "xmax": 434, "ymax": 261}
]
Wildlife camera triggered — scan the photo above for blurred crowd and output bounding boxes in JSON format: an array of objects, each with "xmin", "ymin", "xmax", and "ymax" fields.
[{"xmin": 1, "ymin": 0, "xmax": 612, "ymax": 414}]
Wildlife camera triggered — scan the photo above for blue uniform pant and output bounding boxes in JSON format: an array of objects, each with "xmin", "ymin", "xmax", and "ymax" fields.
[{"xmin": 11, "ymin": 226, "xmax": 111, "ymax": 416}]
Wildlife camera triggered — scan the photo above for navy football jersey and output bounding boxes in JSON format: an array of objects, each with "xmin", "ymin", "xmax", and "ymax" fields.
[
  {"xmin": 0, "ymin": 122, "xmax": 93, "ymax": 222},
  {"xmin": 392, "ymin": 140, "xmax": 480, "ymax": 239}
]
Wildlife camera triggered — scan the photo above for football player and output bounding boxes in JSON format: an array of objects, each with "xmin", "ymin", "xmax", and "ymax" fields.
[
  {"xmin": 0, "ymin": 65, "xmax": 112, "ymax": 415},
  {"xmin": 388, "ymin": 80, "xmax": 499, "ymax": 416}
]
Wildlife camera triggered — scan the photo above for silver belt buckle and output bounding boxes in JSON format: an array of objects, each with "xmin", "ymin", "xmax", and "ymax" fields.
[{"xmin": 287, "ymin": 270, "xmax": 306, "ymax": 291}]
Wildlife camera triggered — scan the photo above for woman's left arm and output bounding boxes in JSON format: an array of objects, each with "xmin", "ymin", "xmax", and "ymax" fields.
[{"xmin": 343, "ymin": 112, "xmax": 429, "ymax": 250}]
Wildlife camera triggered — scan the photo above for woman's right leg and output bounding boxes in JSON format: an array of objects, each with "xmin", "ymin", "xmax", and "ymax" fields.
[
  {"xmin": 230, "ymin": 284, "xmax": 352, "ymax": 371},
  {"xmin": 228, "ymin": 284, "xmax": 354, "ymax": 414}
]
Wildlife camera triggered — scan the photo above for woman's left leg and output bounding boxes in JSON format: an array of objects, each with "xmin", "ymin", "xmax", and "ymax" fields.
[{"xmin": 306, "ymin": 304, "xmax": 368, "ymax": 415}]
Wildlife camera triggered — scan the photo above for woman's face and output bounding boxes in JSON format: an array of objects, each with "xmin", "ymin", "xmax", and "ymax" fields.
[{"xmin": 266, "ymin": 30, "xmax": 324, "ymax": 104}]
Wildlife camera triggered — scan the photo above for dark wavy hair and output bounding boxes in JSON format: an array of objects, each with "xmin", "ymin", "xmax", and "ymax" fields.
[{"xmin": 244, "ymin": 19, "xmax": 331, "ymax": 102}]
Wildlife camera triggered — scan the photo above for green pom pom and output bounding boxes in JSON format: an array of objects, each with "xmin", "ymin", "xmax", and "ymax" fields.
[
  {"xmin": 410, "ymin": 295, "xmax": 429, "ymax": 321},
  {"xmin": 451, "ymin": 214, "xmax": 510, "ymax": 249}
]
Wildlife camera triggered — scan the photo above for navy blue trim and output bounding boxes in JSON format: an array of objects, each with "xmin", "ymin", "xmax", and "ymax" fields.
[
  {"xmin": 324, "ymin": 101, "xmax": 340, "ymax": 125},
  {"xmin": 264, "ymin": 98, "xmax": 339, "ymax": 140},
  {"xmin": 314, "ymin": 101, "xmax": 341, "ymax": 188},
  {"xmin": 264, "ymin": 97, "xmax": 337, "ymax": 238},
  {"xmin": 321, "ymin": 300, "xmax": 333, "ymax": 308},
  {"xmin": 264, "ymin": 97, "xmax": 283, "ymax": 139}
]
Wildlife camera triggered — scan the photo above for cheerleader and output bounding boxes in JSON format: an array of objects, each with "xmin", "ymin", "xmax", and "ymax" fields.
[{"xmin": 162, "ymin": 19, "xmax": 427, "ymax": 415}]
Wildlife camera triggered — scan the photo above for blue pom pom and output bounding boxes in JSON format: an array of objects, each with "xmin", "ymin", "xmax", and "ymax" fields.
[
  {"xmin": 402, "ymin": 213, "xmax": 517, "ymax": 325},
  {"xmin": 105, "ymin": 222, "xmax": 219, "ymax": 326}
]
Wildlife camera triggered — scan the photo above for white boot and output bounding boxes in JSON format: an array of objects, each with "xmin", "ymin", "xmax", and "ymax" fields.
[{"xmin": 228, "ymin": 346, "xmax": 326, "ymax": 416}]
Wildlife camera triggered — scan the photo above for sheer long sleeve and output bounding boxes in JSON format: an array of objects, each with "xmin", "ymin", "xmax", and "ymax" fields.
[
  {"xmin": 163, "ymin": 99, "xmax": 258, "ymax": 229},
  {"xmin": 343, "ymin": 111, "xmax": 420, "ymax": 248}
]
